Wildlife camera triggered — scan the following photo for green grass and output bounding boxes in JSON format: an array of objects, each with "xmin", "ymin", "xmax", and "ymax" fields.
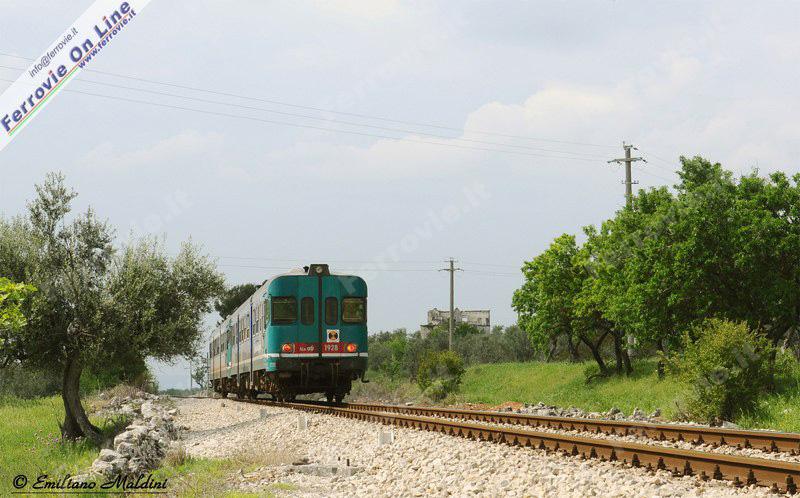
[
  {"xmin": 0, "ymin": 395, "xmax": 296, "ymax": 497},
  {"xmin": 0, "ymin": 395, "xmax": 110, "ymax": 495},
  {"xmin": 458, "ymin": 359, "xmax": 687, "ymax": 417},
  {"xmin": 151, "ymin": 453, "xmax": 300, "ymax": 497},
  {"xmin": 152, "ymin": 457, "xmax": 248, "ymax": 497}
]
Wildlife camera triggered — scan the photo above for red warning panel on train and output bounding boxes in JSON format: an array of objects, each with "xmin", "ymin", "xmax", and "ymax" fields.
[
  {"xmin": 294, "ymin": 343, "xmax": 317, "ymax": 353},
  {"xmin": 322, "ymin": 342, "xmax": 346, "ymax": 353}
]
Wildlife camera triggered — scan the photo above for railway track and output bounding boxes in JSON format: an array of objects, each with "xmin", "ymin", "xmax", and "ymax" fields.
[
  {"xmin": 214, "ymin": 397, "xmax": 800, "ymax": 494},
  {"xmin": 340, "ymin": 401, "xmax": 800, "ymax": 456}
]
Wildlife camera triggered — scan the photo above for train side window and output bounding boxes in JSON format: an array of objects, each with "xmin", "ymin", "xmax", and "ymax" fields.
[
  {"xmin": 301, "ymin": 297, "xmax": 315, "ymax": 325},
  {"xmin": 342, "ymin": 297, "xmax": 367, "ymax": 324},
  {"xmin": 325, "ymin": 297, "xmax": 338, "ymax": 325},
  {"xmin": 272, "ymin": 296, "xmax": 297, "ymax": 324}
]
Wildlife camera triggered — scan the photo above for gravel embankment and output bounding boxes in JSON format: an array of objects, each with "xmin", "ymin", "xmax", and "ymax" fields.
[{"xmin": 174, "ymin": 398, "xmax": 779, "ymax": 497}]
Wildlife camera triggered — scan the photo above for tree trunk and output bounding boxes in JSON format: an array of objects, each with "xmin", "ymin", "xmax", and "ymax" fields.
[
  {"xmin": 621, "ymin": 347, "xmax": 633, "ymax": 375},
  {"xmin": 579, "ymin": 335, "xmax": 608, "ymax": 375},
  {"xmin": 61, "ymin": 356, "xmax": 102, "ymax": 444},
  {"xmin": 656, "ymin": 339, "xmax": 666, "ymax": 380},
  {"xmin": 612, "ymin": 334, "xmax": 623, "ymax": 374},
  {"xmin": 546, "ymin": 337, "xmax": 557, "ymax": 362},
  {"xmin": 566, "ymin": 334, "xmax": 579, "ymax": 362}
]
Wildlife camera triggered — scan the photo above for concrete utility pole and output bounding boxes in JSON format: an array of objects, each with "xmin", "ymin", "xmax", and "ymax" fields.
[
  {"xmin": 439, "ymin": 258, "xmax": 463, "ymax": 350},
  {"xmin": 607, "ymin": 142, "xmax": 646, "ymax": 208},
  {"xmin": 608, "ymin": 142, "xmax": 646, "ymax": 357}
]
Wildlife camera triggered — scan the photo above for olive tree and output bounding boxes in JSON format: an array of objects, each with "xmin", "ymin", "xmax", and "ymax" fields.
[{"xmin": 0, "ymin": 173, "xmax": 224, "ymax": 443}]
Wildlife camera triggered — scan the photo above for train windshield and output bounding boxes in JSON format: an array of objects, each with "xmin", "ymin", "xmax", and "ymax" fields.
[
  {"xmin": 271, "ymin": 297, "xmax": 297, "ymax": 324},
  {"xmin": 342, "ymin": 297, "xmax": 366, "ymax": 324}
]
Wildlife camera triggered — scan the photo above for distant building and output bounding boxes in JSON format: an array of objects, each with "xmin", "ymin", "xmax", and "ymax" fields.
[{"xmin": 421, "ymin": 308, "xmax": 491, "ymax": 336}]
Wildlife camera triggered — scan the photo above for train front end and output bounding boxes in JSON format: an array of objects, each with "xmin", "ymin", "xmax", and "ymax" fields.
[{"xmin": 266, "ymin": 264, "xmax": 368, "ymax": 402}]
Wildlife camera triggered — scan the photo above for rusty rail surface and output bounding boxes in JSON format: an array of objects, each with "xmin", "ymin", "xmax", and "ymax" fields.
[{"xmin": 249, "ymin": 400, "xmax": 799, "ymax": 494}]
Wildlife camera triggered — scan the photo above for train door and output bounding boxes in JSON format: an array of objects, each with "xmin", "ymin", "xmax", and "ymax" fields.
[
  {"xmin": 296, "ymin": 277, "xmax": 318, "ymax": 355},
  {"xmin": 321, "ymin": 275, "xmax": 341, "ymax": 355},
  {"xmin": 225, "ymin": 322, "xmax": 233, "ymax": 376}
]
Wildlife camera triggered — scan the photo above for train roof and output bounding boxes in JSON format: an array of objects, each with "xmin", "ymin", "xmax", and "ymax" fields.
[{"xmin": 209, "ymin": 265, "xmax": 364, "ymax": 340}]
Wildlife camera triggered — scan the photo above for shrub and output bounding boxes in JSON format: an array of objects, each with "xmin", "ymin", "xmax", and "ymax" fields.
[
  {"xmin": 668, "ymin": 319, "xmax": 774, "ymax": 422},
  {"xmin": 0, "ymin": 363, "xmax": 61, "ymax": 398},
  {"xmin": 416, "ymin": 350, "xmax": 465, "ymax": 399}
]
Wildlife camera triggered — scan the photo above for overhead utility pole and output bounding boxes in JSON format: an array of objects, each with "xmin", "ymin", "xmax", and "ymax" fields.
[
  {"xmin": 607, "ymin": 142, "xmax": 646, "ymax": 208},
  {"xmin": 439, "ymin": 258, "xmax": 462, "ymax": 350},
  {"xmin": 608, "ymin": 142, "xmax": 646, "ymax": 359}
]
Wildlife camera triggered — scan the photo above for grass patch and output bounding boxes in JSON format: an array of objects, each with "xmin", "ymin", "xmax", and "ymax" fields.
[
  {"xmin": 0, "ymin": 395, "xmax": 297, "ymax": 497},
  {"xmin": 151, "ymin": 457, "xmax": 242, "ymax": 497},
  {"xmin": 457, "ymin": 359, "xmax": 686, "ymax": 417},
  {"xmin": 350, "ymin": 372, "xmax": 422, "ymax": 402},
  {"xmin": 0, "ymin": 395, "xmax": 117, "ymax": 495},
  {"xmin": 152, "ymin": 454, "xmax": 297, "ymax": 497}
]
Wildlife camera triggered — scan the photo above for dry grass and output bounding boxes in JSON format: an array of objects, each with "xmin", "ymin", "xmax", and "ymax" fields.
[
  {"xmin": 164, "ymin": 443, "xmax": 188, "ymax": 467},
  {"xmin": 231, "ymin": 446, "xmax": 300, "ymax": 468},
  {"xmin": 105, "ymin": 383, "xmax": 147, "ymax": 399},
  {"xmin": 84, "ymin": 383, "xmax": 147, "ymax": 414}
]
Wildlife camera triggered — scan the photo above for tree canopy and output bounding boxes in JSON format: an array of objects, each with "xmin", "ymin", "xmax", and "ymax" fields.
[
  {"xmin": 215, "ymin": 283, "xmax": 259, "ymax": 320},
  {"xmin": 514, "ymin": 157, "xmax": 800, "ymax": 374}
]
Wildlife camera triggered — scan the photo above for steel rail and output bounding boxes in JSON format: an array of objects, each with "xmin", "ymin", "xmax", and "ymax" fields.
[
  {"xmin": 338, "ymin": 401, "xmax": 800, "ymax": 456},
  {"xmin": 248, "ymin": 400, "xmax": 799, "ymax": 494}
]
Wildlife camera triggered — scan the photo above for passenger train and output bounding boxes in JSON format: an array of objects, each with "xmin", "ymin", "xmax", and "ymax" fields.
[{"xmin": 209, "ymin": 264, "xmax": 368, "ymax": 403}]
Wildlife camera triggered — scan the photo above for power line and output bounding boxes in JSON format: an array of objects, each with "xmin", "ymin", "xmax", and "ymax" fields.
[
  {"xmin": 0, "ymin": 63, "xmax": 608, "ymax": 160},
  {"xmin": 217, "ymin": 256, "xmax": 443, "ymax": 264},
  {"xmin": 216, "ymin": 255, "xmax": 520, "ymax": 268},
  {"xmin": 0, "ymin": 76, "xmax": 603, "ymax": 162},
  {"xmin": 215, "ymin": 262, "xmax": 521, "ymax": 277},
  {"xmin": 462, "ymin": 269, "xmax": 519, "ymax": 277},
  {"xmin": 0, "ymin": 51, "xmax": 618, "ymax": 149},
  {"xmin": 217, "ymin": 263, "xmax": 434, "ymax": 272},
  {"xmin": 460, "ymin": 261, "xmax": 520, "ymax": 269}
]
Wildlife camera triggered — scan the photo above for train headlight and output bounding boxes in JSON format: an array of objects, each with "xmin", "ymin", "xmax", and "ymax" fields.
[
  {"xmin": 346, "ymin": 343, "xmax": 357, "ymax": 353},
  {"xmin": 281, "ymin": 343, "xmax": 292, "ymax": 353}
]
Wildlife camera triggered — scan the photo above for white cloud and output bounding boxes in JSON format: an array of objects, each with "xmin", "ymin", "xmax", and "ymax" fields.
[
  {"xmin": 312, "ymin": 0, "xmax": 401, "ymax": 20},
  {"xmin": 80, "ymin": 131, "xmax": 225, "ymax": 173}
]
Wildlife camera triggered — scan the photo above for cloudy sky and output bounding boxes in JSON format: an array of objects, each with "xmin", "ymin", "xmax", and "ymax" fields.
[{"xmin": 2, "ymin": 1, "xmax": 799, "ymax": 387}]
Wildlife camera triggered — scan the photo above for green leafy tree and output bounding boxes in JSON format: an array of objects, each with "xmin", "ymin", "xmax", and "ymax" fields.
[
  {"xmin": 0, "ymin": 278, "xmax": 35, "ymax": 334},
  {"xmin": 513, "ymin": 234, "xmax": 612, "ymax": 374},
  {"xmin": 573, "ymin": 228, "xmax": 631, "ymax": 375},
  {"xmin": 191, "ymin": 357, "xmax": 209, "ymax": 389},
  {"xmin": 215, "ymin": 283, "xmax": 259, "ymax": 320},
  {"xmin": 0, "ymin": 173, "xmax": 224, "ymax": 443}
]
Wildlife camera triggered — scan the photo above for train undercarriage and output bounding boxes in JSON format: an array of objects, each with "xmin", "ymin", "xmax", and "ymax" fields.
[{"xmin": 212, "ymin": 357, "xmax": 367, "ymax": 404}]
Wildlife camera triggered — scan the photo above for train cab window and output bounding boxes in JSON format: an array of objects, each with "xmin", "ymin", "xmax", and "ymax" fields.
[
  {"xmin": 325, "ymin": 297, "xmax": 338, "ymax": 325},
  {"xmin": 342, "ymin": 297, "xmax": 367, "ymax": 324},
  {"xmin": 301, "ymin": 297, "xmax": 315, "ymax": 325},
  {"xmin": 271, "ymin": 297, "xmax": 297, "ymax": 324}
]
